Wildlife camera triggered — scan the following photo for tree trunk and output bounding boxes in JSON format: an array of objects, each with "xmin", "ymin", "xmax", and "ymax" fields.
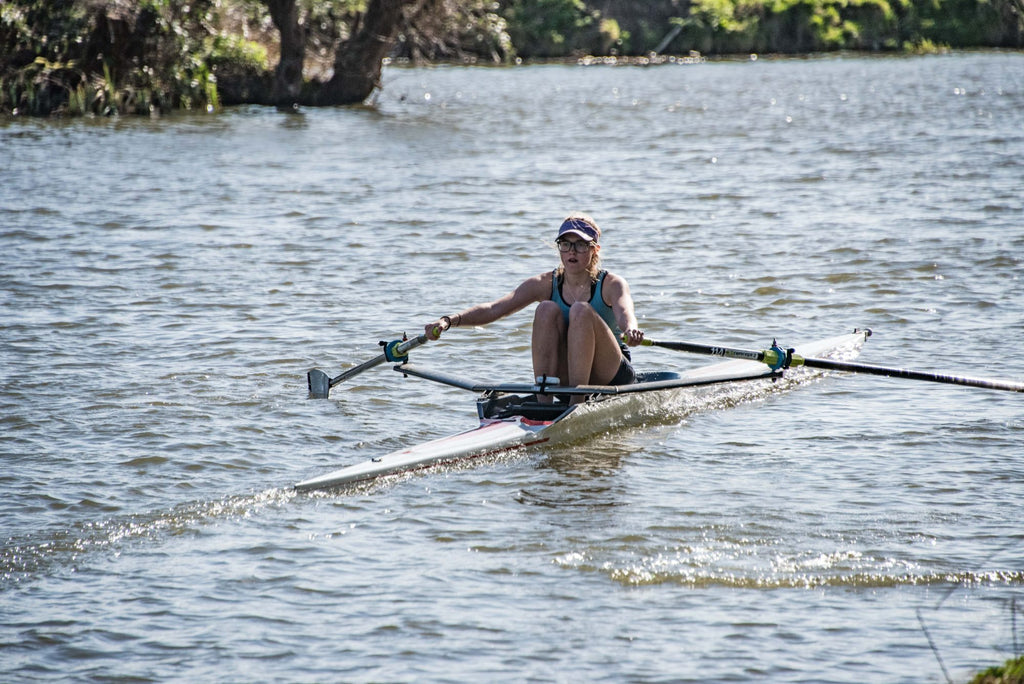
[
  {"xmin": 266, "ymin": 0, "xmax": 305, "ymax": 106},
  {"xmin": 320, "ymin": 0, "xmax": 414, "ymax": 105}
]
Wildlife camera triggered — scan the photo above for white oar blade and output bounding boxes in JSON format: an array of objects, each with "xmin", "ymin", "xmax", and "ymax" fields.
[{"xmin": 308, "ymin": 369, "xmax": 332, "ymax": 399}]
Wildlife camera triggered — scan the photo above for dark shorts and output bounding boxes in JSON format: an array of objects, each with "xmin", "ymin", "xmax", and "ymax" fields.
[{"xmin": 609, "ymin": 356, "xmax": 636, "ymax": 386}]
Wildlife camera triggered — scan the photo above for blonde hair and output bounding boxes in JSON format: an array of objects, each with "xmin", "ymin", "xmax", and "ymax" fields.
[{"xmin": 555, "ymin": 212, "xmax": 602, "ymax": 281}]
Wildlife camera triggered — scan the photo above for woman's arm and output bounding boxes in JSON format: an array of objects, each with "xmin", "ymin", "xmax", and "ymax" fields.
[
  {"xmin": 603, "ymin": 272, "xmax": 644, "ymax": 346},
  {"xmin": 426, "ymin": 272, "xmax": 551, "ymax": 339}
]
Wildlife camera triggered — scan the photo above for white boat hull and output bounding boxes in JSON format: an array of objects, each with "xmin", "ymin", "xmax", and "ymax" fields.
[
  {"xmin": 295, "ymin": 330, "xmax": 868, "ymax": 491},
  {"xmin": 295, "ymin": 418, "xmax": 550, "ymax": 491}
]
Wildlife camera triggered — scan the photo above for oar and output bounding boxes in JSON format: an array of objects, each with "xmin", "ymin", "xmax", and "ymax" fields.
[
  {"xmin": 640, "ymin": 337, "xmax": 1024, "ymax": 393},
  {"xmin": 308, "ymin": 333, "xmax": 432, "ymax": 399}
]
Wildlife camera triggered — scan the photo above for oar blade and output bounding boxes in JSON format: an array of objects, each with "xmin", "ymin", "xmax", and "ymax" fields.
[{"xmin": 308, "ymin": 369, "xmax": 332, "ymax": 399}]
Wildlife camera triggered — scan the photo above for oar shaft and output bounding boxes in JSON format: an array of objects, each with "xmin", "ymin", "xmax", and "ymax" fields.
[
  {"xmin": 797, "ymin": 357, "xmax": 1024, "ymax": 393},
  {"xmin": 308, "ymin": 334, "xmax": 432, "ymax": 398},
  {"xmin": 331, "ymin": 354, "xmax": 388, "ymax": 385},
  {"xmin": 641, "ymin": 339, "xmax": 783, "ymax": 366},
  {"xmin": 643, "ymin": 337, "xmax": 1024, "ymax": 393},
  {"xmin": 331, "ymin": 334, "xmax": 430, "ymax": 388}
]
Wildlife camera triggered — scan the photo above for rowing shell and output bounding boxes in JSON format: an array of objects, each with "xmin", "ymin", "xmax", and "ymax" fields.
[{"xmin": 295, "ymin": 330, "xmax": 869, "ymax": 492}]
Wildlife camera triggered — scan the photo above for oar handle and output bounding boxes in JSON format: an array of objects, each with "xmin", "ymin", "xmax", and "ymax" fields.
[{"xmin": 640, "ymin": 338, "xmax": 790, "ymax": 369}]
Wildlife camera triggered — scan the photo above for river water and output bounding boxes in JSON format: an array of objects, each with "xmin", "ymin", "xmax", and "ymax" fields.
[{"xmin": 2, "ymin": 52, "xmax": 1022, "ymax": 682}]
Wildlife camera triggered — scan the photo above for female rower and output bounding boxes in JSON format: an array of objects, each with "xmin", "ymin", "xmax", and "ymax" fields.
[{"xmin": 425, "ymin": 213, "xmax": 644, "ymax": 402}]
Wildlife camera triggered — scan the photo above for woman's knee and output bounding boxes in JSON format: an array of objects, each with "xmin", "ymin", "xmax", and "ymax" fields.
[
  {"xmin": 568, "ymin": 301, "xmax": 597, "ymax": 325},
  {"xmin": 535, "ymin": 300, "xmax": 561, "ymax": 321},
  {"xmin": 568, "ymin": 301, "xmax": 594, "ymax": 316},
  {"xmin": 534, "ymin": 300, "xmax": 566, "ymax": 331}
]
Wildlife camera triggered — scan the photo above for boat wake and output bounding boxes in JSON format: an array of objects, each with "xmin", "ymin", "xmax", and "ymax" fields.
[
  {"xmin": 1, "ymin": 488, "xmax": 297, "ymax": 586},
  {"xmin": 556, "ymin": 545, "xmax": 1024, "ymax": 589}
]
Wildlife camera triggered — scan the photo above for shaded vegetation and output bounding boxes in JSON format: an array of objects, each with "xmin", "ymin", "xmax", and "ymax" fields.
[
  {"xmin": 495, "ymin": 0, "xmax": 1023, "ymax": 57},
  {"xmin": 0, "ymin": 0, "xmax": 268, "ymax": 115},
  {"xmin": 2, "ymin": 0, "xmax": 1022, "ymax": 116}
]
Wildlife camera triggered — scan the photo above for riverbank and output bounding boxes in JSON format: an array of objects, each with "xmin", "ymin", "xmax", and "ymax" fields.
[
  {"xmin": 2, "ymin": 0, "xmax": 1022, "ymax": 116},
  {"xmin": 970, "ymin": 655, "xmax": 1024, "ymax": 683}
]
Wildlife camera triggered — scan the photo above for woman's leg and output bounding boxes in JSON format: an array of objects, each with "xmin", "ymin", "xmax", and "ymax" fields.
[
  {"xmin": 532, "ymin": 300, "xmax": 567, "ymax": 402},
  {"xmin": 566, "ymin": 302, "xmax": 623, "ymax": 391}
]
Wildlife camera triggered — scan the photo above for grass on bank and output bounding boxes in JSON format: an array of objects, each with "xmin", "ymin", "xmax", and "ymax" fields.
[{"xmin": 970, "ymin": 655, "xmax": 1024, "ymax": 684}]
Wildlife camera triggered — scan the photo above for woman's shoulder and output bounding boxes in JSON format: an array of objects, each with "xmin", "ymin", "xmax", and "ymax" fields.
[
  {"xmin": 598, "ymin": 270, "xmax": 631, "ymax": 294},
  {"xmin": 513, "ymin": 270, "xmax": 555, "ymax": 298},
  {"xmin": 525, "ymin": 269, "xmax": 556, "ymax": 285},
  {"xmin": 599, "ymin": 269, "xmax": 627, "ymax": 284},
  {"xmin": 542, "ymin": 269, "xmax": 560, "ymax": 284}
]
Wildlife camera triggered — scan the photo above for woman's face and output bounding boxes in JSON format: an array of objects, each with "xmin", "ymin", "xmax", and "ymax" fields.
[{"xmin": 558, "ymin": 237, "xmax": 599, "ymax": 273}]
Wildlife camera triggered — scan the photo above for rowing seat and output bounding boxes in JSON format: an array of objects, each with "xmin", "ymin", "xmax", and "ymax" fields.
[{"xmin": 493, "ymin": 400, "xmax": 571, "ymax": 421}]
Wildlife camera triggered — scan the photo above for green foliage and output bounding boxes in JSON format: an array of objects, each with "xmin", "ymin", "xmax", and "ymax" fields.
[
  {"xmin": 395, "ymin": 0, "xmax": 514, "ymax": 63},
  {"xmin": 1, "ymin": 1, "xmax": 86, "ymax": 114},
  {"xmin": 597, "ymin": 17, "xmax": 624, "ymax": 53},
  {"xmin": 500, "ymin": 0, "xmax": 597, "ymax": 57},
  {"xmin": 676, "ymin": 0, "xmax": 903, "ymax": 53},
  {"xmin": 206, "ymin": 35, "xmax": 269, "ymax": 72},
  {"xmin": 0, "ymin": 0, "xmax": 270, "ymax": 116},
  {"xmin": 663, "ymin": 0, "xmax": 1022, "ymax": 54},
  {"xmin": 678, "ymin": 0, "xmax": 759, "ymax": 53},
  {"xmin": 969, "ymin": 655, "xmax": 1024, "ymax": 684},
  {"xmin": 897, "ymin": 0, "xmax": 1023, "ymax": 47}
]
